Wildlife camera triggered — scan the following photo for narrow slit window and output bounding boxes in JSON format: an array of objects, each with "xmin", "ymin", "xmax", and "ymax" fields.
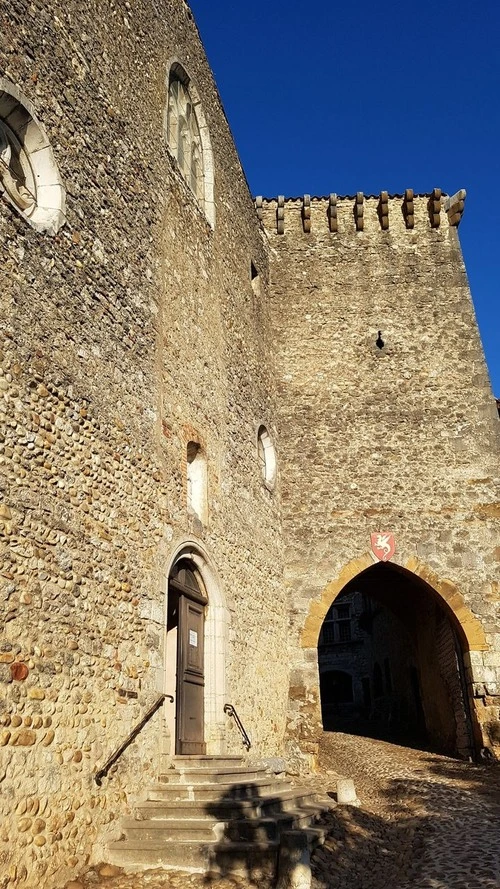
[
  {"xmin": 251, "ymin": 261, "xmax": 261, "ymax": 297},
  {"xmin": 257, "ymin": 425, "xmax": 276, "ymax": 489},
  {"xmin": 186, "ymin": 441, "xmax": 208, "ymax": 524}
]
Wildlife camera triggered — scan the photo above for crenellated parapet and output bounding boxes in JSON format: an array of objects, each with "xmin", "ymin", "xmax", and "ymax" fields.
[
  {"xmin": 255, "ymin": 189, "xmax": 467, "ymax": 235},
  {"xmin": 444, "ymin": 189, "xmax": 466, "ymax": 227}
]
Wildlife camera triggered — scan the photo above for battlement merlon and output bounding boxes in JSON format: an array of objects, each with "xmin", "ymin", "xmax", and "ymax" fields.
[{"xmin": 255, "ymin": 189, "xmax": 466, "ymax": 235}]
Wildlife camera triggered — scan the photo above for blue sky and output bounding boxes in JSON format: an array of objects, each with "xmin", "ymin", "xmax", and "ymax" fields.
[{"xmin": 189, "ymin": 0, "xmax": 500, "ymax": 396}]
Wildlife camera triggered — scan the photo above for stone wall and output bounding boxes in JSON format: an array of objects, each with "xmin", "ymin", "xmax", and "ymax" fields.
[
  {"xmin": 261, "ymin": 193, "xmax": 500, "ymax": 765},
  {"xmin": 0, "ymin": 2, "xmax": 288, "ymax": 886},
  {"xmin": 2, "ymin": 0, "xmax": 500, "ymax": 882}
]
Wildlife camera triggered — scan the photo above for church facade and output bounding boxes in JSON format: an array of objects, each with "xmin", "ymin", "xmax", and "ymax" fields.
[{"xmin": 0, "ymin": 0, "xmax": 499, "ymax": 886}]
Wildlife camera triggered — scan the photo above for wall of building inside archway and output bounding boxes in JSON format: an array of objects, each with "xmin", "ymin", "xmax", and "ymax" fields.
[{"xmin": 317, "ymin": 563, "xmax": 474, "ymax": 757}]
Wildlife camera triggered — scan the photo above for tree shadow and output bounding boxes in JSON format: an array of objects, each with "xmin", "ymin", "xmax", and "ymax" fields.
[
  {"xmin": 312, "ymin": 755, "xmax": 500, "ymax": 889},
  {"xmin": 312, "ymin": 804, "xmax": 428, "ymax": 889},
  {"xmin": 203, "ymin": 781, "xmax": 309, "ymax": 887}
]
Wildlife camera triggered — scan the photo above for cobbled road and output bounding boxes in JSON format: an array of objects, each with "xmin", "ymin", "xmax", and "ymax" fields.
[
  {"xmin": 66, "ymin": 733, "xmax": 500, "ymax": 889},
  {"xmin": 312, "ymin": 732, "xmax": 500, "ymax": 889}
]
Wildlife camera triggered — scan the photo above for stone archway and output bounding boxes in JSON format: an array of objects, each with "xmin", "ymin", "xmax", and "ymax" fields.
[
  {"xmin": 302, "ymin": 553, "xmax": 487, "ymax": 653},
  {"xmin": 294, "ymin": 555, "xmax": 490, "ymax": 762}
]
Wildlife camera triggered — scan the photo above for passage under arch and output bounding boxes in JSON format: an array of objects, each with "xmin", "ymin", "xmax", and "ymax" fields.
[
  {"xmin": 301, "ymin": 553, "xmax": 487, "ymax": 653},
  {"xmin": 315, "ymin": 561, "xmax": 477, "ymax": 757},
  {"xmin": 319, "ymin": 670, "xmax": 354, "ymax": 730}
]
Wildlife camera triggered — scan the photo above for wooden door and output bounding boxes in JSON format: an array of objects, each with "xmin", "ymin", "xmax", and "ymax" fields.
[{"xmin": 176, "ymin": 593, "xmax": 206, "ymax": 754}]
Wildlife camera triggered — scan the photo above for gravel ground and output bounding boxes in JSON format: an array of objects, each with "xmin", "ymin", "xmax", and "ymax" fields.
[{"xmin": 65, "ymin": 733, "xmax": 500, "ymax": 889}]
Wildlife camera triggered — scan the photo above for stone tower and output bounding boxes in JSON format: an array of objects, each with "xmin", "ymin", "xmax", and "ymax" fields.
[
  {"xmin": 259, "ymin": 192, "xmax": 500, "ymax": 766},
  {"xmin": 0, "ymin": 1, "xmax": 286, "ymax": 886}
]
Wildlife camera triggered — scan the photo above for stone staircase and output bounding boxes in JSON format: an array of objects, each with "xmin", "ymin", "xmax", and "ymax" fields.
[{"xmin": 108, "ymin": 755, "xmax": 335, "ymax": 877}]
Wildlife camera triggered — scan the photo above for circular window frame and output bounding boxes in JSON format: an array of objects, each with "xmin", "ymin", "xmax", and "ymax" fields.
[
  {"xmin": 257, "ymin": 424, "xmax": 277, "ymax": 492},
  {"xmin": 0, "ymin": 78, "xmax": 65, "ymax": 235}
]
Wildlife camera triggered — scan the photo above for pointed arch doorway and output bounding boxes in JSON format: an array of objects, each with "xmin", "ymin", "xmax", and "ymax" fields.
[
  {"xmin": 316, "ymin": 562, "xmax": 477, "ymax": 758},
  {"xmin": 167, "ymin": 559, "xmax": 207, "ymax": 755}
]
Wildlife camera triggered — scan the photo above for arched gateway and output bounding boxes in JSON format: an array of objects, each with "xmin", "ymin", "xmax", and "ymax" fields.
[
  {"xmin": 300, "ymin": 555, "xmax": 488, "ymax": 760},
  {"xmin": 318, "ymin": 562, "xmax": 476, "ymax": 756}
]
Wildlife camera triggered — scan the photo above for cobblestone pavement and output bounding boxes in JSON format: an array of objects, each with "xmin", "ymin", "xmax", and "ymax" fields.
[
  {"xmin": 312, "ymin": 732, "xmax": 500, "ymax": 889},
  {"xmin": 65, "ymin": 733, "xmax": 500, "ymax": 889},
  {"xmin": 64, "ymin": 870, "xmax": 252, "ymax": 889}
]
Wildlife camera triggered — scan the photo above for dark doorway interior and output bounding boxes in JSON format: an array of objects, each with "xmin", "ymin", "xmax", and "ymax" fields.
[
  {"xmin": 168, "ymin": 560, "xmax": 207, "ymax": 755},
  {"xmin": 317, "ymin": 563, "xmax": 474, "ymax": 758},
  {"xmin": 320, "ymin": 670, "xmax": 354, "ymax": 726}
]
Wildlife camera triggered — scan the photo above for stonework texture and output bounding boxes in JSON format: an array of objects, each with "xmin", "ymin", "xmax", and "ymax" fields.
[
  {"xmin": 0, "ymin": 2, "xmax": 286, "ymax": 887},
  {"xmin": 0, "ymin": 1, "xmax": 499, "ymax": 888},
  {"xmin": 261, "ymin": 195, "xmax": 500, "ymax": 768}
]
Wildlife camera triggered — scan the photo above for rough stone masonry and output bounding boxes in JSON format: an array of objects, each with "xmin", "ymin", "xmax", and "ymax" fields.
[
  {"xmin": 0, "ymin": 1, "xmax": 286, "ymax": 886},
  {"xmin": 0, "ymin": 1, "xmax": 499, "ymax": 888},
  {"xmin": 261, "ymin": 193, "xmax": 500, "ymax": 768}
]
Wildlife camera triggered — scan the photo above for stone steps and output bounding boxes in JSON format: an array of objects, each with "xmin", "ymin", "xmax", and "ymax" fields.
[
  {"xmin": 158, "ymin": 766, "xmax": 266, "ymax": 785},
  {"xmin": 145, "ymin": 776, "xmax": 285, "ymax": 801},
  {"xmin": 120, "ymin": 817, "xmax": 220, "ymax": 843},
  {"xmin": 160, "ymin": 755, "xmax": 246, "ymax": 776},
  {"xmin": 171, "ymin": 755, "xmax": 245, "ymax": 768},
  {"xmin": 135, "ymin": 794, "xmax": 324, "ymax": 821},
  {"xmin": 121, "ymin": 808, "xmax": 320, "ymax": 844},
  {"xmin": 108, "ymin": 838, "xmax": 281, "ymax": 874},
  {"xmin": 106, "ymin": 756, "xmax": 334, "ymax": 875}
]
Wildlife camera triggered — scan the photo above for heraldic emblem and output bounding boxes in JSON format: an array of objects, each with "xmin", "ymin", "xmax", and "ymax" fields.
[{"xmin": 370, "ymin": 532, "xmax": 396, "ymax": 562}]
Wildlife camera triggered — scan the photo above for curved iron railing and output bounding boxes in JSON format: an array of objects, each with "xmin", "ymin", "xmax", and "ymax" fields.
[
  {"xmin": 224, "ymin": 703, "xmax": 251, "ymax": 751},
  {"xmin": 95, "ymin": 693, "xmax": 174, "ymax": 785}
]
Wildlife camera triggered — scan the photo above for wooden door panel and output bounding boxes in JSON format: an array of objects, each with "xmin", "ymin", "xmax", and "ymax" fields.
[{"xmin": 176, "ymin": 595, "xmax": 205, "ymax": 754}]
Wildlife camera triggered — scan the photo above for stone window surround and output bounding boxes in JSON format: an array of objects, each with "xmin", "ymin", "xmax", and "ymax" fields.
[
  {"xmin": 162, "ymin": 541, "xmax": 229, "ymax": 755},
  {"xmin": 257, "ymin": 424, "xmax": 277, "ymax": 491},
  {"xmin": 164, "ymin": 59, "xmax": 215, "ymax": 229},
  {"xmin": 186, "ymin": 440, "xmax": 208, "ymax": 525},
  {"xmin": 0, "ymin": 77, "xmax": 65, "ymax": 235}
]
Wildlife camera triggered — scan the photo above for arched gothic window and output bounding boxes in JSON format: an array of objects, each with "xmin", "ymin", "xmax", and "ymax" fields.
[
  {"xmin": 0, "ymin": 120, "xmax": 35, "ymax": 213},
  {"xmin": 167, "ymin": 74, "xmax": 204, "ymax": 203}
]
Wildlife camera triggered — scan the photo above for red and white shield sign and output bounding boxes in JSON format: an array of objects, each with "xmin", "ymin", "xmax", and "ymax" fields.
[{"xmin": 370, "ymin": 532, "xmax": 396, "ymax": 562}]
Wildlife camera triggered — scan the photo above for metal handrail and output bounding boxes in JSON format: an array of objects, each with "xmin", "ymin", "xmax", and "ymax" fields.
[
  {"xmin": 95, "ymin": 693, "xmax": 174, "ymax": 785},
  {"xmin": 224, "ymin": 703, "xmax": 251, "ymax": 751}
]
